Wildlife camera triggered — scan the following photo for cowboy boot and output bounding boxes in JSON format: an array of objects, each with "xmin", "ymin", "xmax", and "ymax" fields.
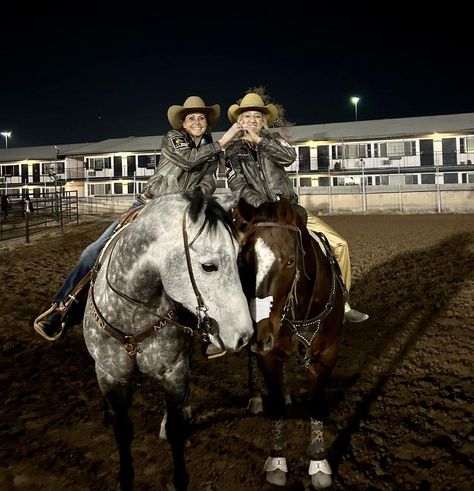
[{"xmin": 344, "ymin": 302, "xmax": 369, "ymax": 323}]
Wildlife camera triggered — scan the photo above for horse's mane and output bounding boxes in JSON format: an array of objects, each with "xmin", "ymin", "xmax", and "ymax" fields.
[{"xmin": 183, "ymin": 189, "xmax": 237, "ymax": 239}]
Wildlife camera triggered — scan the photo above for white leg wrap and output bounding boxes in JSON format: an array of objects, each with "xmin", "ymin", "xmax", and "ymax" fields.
[
  {"xmin": 308, "ymin": 459, "xmax": 332, "ymax": 476},
  {"xmin": 264, "ymin": 456, "xmax": 288, "ymax": 473}
]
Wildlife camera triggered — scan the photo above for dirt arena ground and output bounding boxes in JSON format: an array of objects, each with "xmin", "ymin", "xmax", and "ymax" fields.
[{"xmin": 0, "ymin": 213, "xmax": 473, "ymax": 491}]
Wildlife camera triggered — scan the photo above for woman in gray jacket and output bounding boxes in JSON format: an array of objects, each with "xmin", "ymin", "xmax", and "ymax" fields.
[
  {"xmin": 225, "ymin": 92, "xmax": 368, "ymax": 323},
  {"xmin": 34, "ymin": 96, "xmax": 242, "ymax": 341}
]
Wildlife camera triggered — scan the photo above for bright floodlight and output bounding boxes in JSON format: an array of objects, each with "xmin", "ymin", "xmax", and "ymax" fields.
[
  {"xmin": 350, "ymin": 97, "xmax": 360, "ymax": 121},
  {"xmin": 1, "ymin": 131, "xmax": 12, "ymax": 148}
]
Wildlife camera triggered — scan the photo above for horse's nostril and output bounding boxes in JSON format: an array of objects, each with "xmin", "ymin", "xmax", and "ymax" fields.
[{"xmin": 263, "ymin": 335, "xmax": 274, "ymax": 352}]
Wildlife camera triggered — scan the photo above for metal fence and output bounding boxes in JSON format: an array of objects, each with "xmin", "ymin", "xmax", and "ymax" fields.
[{"xmin": 0, "ymin": 191, "xmax": 79, "ymax": 243}]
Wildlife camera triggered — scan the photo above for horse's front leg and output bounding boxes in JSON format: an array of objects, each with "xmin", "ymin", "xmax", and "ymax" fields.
[
  {"xmin": 258, "ymin": 352, "xmax": 288, "ymax": 487},
  {"xmin": 161, "ymin": 361, "xmax": 191, "ymax": 491},
  {"xmin": 306, "ymin": 350, "xmax": 337, "ymax": 489},
  {"xmin": 248, "ymin": 348, "xmax": 291, "ymax": 414},
  {"xmin": 96, "ymin": 365, "xmax": 134, "ymax": 491}
]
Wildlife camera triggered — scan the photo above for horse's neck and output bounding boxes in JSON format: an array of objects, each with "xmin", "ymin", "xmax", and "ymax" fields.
[
  {"xmin": 95, "ymin": 230, "xmax": 173, "ymax": 324},
  {"xmin": 294, "ymin": 233, "xmax": 332, "ymax": 319}
]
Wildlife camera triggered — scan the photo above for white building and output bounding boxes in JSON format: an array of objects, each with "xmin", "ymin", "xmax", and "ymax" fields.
[{"xmin": 1, "ymin": 112, "xmax": 473, "ymax": 212}]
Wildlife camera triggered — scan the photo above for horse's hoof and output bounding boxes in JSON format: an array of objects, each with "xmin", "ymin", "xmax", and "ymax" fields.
[
  {"xmin": 266, "ymin": 469, "xmax": 287, "ymax": 486},
  {"xmin": 264, "ymin": 457, "xmax": 287, "ymax": 486},
  {"xmin": 309, "ymin": 459, "xmax": 332, "ymax": 489},
  {"xmin": 311, "ymin": 472, "xmax": 332, "ymax": 489},
  {"xmin": 183, "ymin": 405, "xmax": 192, "ymax": 421},
  {"xmin": 247, "ymin": 396, "xmax": 263, "ymax": 414}
]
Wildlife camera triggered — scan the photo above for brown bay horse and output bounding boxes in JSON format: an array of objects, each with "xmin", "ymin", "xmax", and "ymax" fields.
[{"xmin": 237, "ymin": 197, "xmax": 346, "ymax": 489}]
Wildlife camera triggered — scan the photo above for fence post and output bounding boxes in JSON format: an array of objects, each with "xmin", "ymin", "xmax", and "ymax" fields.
[{"xmin": 25, "ymin": 208, "xmax": 30, "ymax": 243}]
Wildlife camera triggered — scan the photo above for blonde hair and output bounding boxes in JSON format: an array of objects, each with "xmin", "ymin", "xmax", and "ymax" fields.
[{"xmin": 237, "ymin": 111, "xmax": 269, "ymax": 129}]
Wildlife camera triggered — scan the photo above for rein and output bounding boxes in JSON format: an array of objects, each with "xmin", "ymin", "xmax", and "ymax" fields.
[
  {"xmin": 88, "ymin": 202, "xmax": 225, "ymax": 363},
  {"xmin": 182, "ymin": 203, "xmax": 226, "ymax": 351}
]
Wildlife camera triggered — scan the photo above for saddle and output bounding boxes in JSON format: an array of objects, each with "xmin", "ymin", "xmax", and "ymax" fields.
[{"xmin": 55, "ymin": 204, "xmax": 146, "ymax": 330}]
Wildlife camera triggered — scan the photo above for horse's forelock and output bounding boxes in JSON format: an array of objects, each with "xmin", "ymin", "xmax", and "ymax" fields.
[{"xmin": 183, "ymin": 190, "xmax": 237, "ymax": 239}]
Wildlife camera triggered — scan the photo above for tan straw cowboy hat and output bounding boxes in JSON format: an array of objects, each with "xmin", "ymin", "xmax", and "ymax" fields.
[
  {"xmin": 167, "ymin": 96, "xmax": 220, "ymax": 130},
  {"xmin": 228, "ymin": 93, "xmax": 278, "ymax": 126}
]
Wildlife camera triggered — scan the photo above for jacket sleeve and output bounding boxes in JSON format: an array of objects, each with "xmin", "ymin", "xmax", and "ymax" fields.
[
  {"xmin": 161, "ymin": 130, "xmax": 223, "ymax": 171},
  {"xmin": 199, "ymin": 161, "xmax": 218, "ymax": 196},
  {"xmin": 257, "ymin": 131, "xmax": 296, "ymax": 167},
  {"xmin": 225, "ymin": 151, "xmax": 265, "ymax": 207}
]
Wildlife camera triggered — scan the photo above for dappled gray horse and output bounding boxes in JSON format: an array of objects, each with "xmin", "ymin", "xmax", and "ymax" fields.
[{"xmin": 83, "ymin": 191, "xmax": 253, "ymax": 491}]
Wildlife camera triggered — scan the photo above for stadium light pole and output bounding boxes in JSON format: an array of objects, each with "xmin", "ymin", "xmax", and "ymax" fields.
[
  {"xmin": 350, "ymin": 97, "xmax": 360, "ymax": 121},
  {"xmin": 1, "ymin": 131, "xmax": 12, "ymax": 148}
]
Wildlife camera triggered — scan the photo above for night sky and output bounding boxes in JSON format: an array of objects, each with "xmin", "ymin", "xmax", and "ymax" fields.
[{"xmin": 1, "ymin": 1, "xmax": 472, "ymax": 147}]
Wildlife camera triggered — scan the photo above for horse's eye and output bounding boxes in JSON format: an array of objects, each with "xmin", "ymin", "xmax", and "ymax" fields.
[
  {"xmin": 202, "ymin": 263, "xmax": 218, "ymax": 273},
  {"xmin": 287, "ymin": 258, "xmax": 295, "ymax": 267}
]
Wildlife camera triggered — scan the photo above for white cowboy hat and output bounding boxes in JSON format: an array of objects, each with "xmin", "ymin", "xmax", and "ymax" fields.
[
  {"xmin": 167, "ymin": 96, "xmax": 220, "ymax": 130},
  {"xmin": 228, "ymin": 93, "xmax": 278, "ymax": 126}
]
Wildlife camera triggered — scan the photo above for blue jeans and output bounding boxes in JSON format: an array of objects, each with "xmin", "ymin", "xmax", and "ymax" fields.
[{"xmin": 52, "ymin": 200, "xmax": 142, "ymax": 304}]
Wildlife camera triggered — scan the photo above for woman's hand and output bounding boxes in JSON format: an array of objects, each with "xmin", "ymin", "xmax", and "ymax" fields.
[{"xmin": 218, "ymin": 123, "xmax": 244, "ymax": 149}]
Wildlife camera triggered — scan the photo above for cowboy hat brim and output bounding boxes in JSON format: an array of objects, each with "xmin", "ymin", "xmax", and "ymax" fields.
[
  {"xmin": 228, "ymin": 103, "xmax": 278, "ymax": 126},
  {"xmin": 168, "ymin": 104, "xmax": 220, "ymax": 130}
]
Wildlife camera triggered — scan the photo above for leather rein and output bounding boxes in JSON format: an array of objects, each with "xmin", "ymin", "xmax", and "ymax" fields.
[
  {"xmin": 88, "ymin": 203, "xmax": 225, "ymax": 364},
  {"xmin": 248, "ymin": 221, "xmax": 341, "ymax": 371}
]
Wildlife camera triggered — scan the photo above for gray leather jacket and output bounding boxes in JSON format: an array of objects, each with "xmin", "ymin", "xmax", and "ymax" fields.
[
  {"xmin": 225, "ymin": 130, "xmax": 297, "ymax": 207},
  {"xmin": 140, "ymin": 129, "xmax": 222, "ymax": 202}
]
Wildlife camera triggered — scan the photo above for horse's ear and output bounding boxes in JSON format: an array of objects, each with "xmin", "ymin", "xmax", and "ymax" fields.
[
  {"xmin": 276, "ymin": 196, "xmax": 296, "ymax": 224},
  {"xmin": 237, "ymin": 198, "xmax": 257, "ymax": 223}
]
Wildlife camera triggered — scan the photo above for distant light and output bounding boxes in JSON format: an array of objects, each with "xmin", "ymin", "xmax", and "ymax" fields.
[
  {"xmin": 1, "ymin": 131, "xmax": 12, "ymax": 148},
  {"xmin": 350, "ymin": 97, "xmax": 360, "ymax": 121}
]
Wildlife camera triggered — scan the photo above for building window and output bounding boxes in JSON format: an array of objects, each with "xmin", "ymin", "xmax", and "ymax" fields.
[
  {"xmin": 405, "ymin": 174, "xmax": 418, "ymax": 185},
  {"xmin": 421, "ymin": 174, "xmax": 435, "ymax": 184},
  {"xmin": 298, "ymin": 146, "xmax": 311, "ymax": 171},
  {"xmin": 1, "ymin": 165, "xmax": 19, "ymax": 177},
  {"xmin": 374, "ymin": 143, "xmax": 379, "ymax": 157},
  {"xmin": 343, "ymin": 144, "xmax": 367, "ymax": 159},
  {"xmin": 387, "ymin": 142, "xmax": 404, "ymax": 157},
  {"xmin": 42, "ymin": 162, "xmax": 65, "ymax": 174},
  {"xmin": 444, "ymin": 173, "xmax": 458, "ymax": 184},
  {"xmin": 88, "ymin": 157, "xmax": 111, "ymax": 170},
  {"xmin": 300, "ymin": 177, "xmax": 312, "ymax": 187},
  {"xmin": 332, "ymin": 145, "xmax": 343, "ymax": 159},
  {"xmin": 137, "ymin": 154, "xmax": 157, "ymax": 169},
  {"xmin": 127, "ymin": 183, "xmax": 135, "ymax": 194},
  {"xmin": 465, "ymin": 137, "xmax": 474, "ymax": 153},
  {"xmin": 114, "ymin": 183, "xmax": 123, "ymax": 194}
]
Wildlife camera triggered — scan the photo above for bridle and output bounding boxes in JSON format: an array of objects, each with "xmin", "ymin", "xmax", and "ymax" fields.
[
  {"xmin": 245, "ymin": 220, "xmax": 341, "ymax": 371},
  {"xmin": 88, "ymin": 202, "xmax": 226, "ymax": 363}
]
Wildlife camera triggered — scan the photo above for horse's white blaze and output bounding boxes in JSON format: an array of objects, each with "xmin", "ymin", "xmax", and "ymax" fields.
[
  {"xmin": 255, "ymin": 237, "xmax": 275, "ymax": 293},
  {"xmin": 249, "ymin": 296, "xmax": 273, "ymax": 323}
]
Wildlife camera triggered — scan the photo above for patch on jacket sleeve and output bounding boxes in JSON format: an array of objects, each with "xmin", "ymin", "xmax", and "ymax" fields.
[
  {"xmin": 276, "ymin": 137, "xmax": 291, "ymax": 147},
  {"xmin": 225, "ymin": 161, "xmax": 236, "ymax": 182},
  {"xmin": 171, "ymin": 136, "xmax": 188, "ymax": 150}
]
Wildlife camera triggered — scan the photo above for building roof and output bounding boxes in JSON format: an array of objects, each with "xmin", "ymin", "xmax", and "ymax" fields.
[
  {"xmin": 1, "ymin": 113, "xmax": 473, "ymax": 163},
  {"xmin": 282, "ymin": 112, "xmax": 474, "ymax": 143}
]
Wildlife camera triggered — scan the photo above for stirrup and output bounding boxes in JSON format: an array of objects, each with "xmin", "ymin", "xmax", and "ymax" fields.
[{"xmin": 33, "ymin": 303, "xmax": 65, "ymax": 341}]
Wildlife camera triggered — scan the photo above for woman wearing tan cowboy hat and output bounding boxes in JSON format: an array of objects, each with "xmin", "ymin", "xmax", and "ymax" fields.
[
  {"xmin": 225, "ymin": 92, "xmax": 368, "ymax": 323},
  {"xmin": 34, "ymin": 95, "xmax": 243, "ymax": 342},
  {"xmin": 143, "ymin": 95, "xmax": 242, "ymax": 199}
]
